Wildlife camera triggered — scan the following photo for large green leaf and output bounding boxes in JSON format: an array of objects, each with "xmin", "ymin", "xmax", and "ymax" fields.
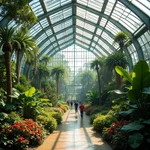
[
  {"xmin": 127, "ymin": 90, "xmax": 136, "ymax": 102},
  {"xmin": 119, "ymin": 109, "xmax": 134, "ymax": 116},
  {"xmin": 132, "ymin": 60, "xmax": 149, "ymax": 90},
  {"xmin": 128, "ymin": 133, "xmax": 144, "ymax": 149},
  {"xmin": 0, "ymin": 112, "xmax": 8, "ymax": 121},
  {"xmin": 121, "ymin": 121, "xmax": 144, "ymax": 132},
  {"xmin": 143, "ymin": 119, "xmax": 150, "ymax": 124},
  {"xmin": 143, "ymin": 74, "xmax": 150, "ymax": 87},
  {"xmin": 143, "ymin": 88, "xmax": 150, "ymax": 95},
  {"xmin": 115, "ymin": 66, "xmax": 132, "ymax": 83},
  {"xmin": 25, "ymin": 87, "xmax": 36, "ymax": 97}
]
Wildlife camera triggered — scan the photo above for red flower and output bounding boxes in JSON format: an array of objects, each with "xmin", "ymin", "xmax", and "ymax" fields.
[
  {"xmin": 37, "ymin": 136, "xmax": 41, "ymax": 141},
  {"xmin": 18, "ymin": 137, "xmax": 24, "ymax": 143},
  {"xmin": 9, "ymin": 130, "xmax": 13, "ymax": 135},
  {"xmin": 8, "ymin": 126, "xmax": 13, "ymax": 130},
  {"xmin": 2, "ymin": 128, "xmax": 5, "ymax": 132}
]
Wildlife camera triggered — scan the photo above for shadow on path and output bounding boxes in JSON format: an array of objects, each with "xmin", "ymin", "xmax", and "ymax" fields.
[{"xmin": 36, "ymin": 108, "xmax": 112, "ymax": 150}]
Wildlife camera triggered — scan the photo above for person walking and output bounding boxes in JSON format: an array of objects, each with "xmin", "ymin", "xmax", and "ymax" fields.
[
  {"xmin": 74, "ymin": 101, "xmax": 78, "ymax": 113},
  {"xmin": 70, "ymin": 101, "xmax": 73, "ymax": 109},
  {"xmin": 79, "ymin": 103, "xmax": 84, "ymax": 118}
]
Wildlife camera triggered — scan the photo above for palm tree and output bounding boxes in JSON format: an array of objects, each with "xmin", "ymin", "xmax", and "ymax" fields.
[
  {"xmin": 90, "ymin": 57, "xmax": 104, "ymax": 105},
  {"xmin": 114, "ymin": 31, "xmax": 130, "ymax": 53},
  {"xmin": 37, "ymin": 64, "xmax": 50, "ymax": 89},
  {"xmin": 51, "ymin": 66, "xmax": 65, "ymax": 98},
  {"xmin": 40, "ymin": 55, "xmax": 51, "ymax": 66},
  {"xmin": 0, "ymin": 25, "xmax": 15, "ymax": 103},
  {"xmin": 13, "ymin": 28, "xmax": 38, "ymax": 83},
  {"xmin": 0, "ymin": 0, "xmax": 37, "ymax": 27},
  {"xmin": 105, "ymin": 52, "xmax": 128, "ymax": 89}
]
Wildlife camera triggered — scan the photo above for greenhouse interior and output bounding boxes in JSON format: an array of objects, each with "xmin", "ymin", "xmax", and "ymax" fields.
[{"xmin": 0, "ymin": 0, "xmax": 150, "ymax": 150}]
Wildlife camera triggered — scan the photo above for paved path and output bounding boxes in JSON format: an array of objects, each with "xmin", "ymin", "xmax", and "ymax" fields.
[{"xmin": 36, "ymin": 109, "xmax": 112, "ymax": 150}]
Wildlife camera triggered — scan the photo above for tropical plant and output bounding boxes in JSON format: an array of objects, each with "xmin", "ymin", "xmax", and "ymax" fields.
[
  {"xmin": 51, "ymin": 66, "xmax": 65, "ymax": 98},
  {"xmin": 0, "ymin": 0, "xmax": 37, "ymax": 27},
  {"xmin": 13, "ymin": 28, "xmax": 38, "ymax": 83},
  {"xmin": 90, "ymin": 57, "xmax": 104, "ymax": 105},
  {"xmin": 114, "ymin": 31, "xmax": 130, "ymax": 53},
  {"xmin": 36, "ymin": 64, "xmax": 50, "ymax": 89},
  {"xmin": 86, "ymin": 90, "xmax": 99, "ymax": 105},
  {"xmin": 40, "ymin": 55, "xmax": 51, "ymax": 65},
  {"xmin": 0, "ymin": 25, "xmax": 16, "ymax": 103},
  {"xmin": 105, "ymin": 52, "xmax": 128, "ymax": 89},
  {"xmin": 114, "ymin": 60, "xmax": 150, "ymax": 149}
]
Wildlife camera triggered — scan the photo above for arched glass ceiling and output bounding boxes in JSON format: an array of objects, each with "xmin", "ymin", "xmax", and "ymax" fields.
[{"xmin": 5, "ymin": 0, "xmax": 150, "ymax": 68}]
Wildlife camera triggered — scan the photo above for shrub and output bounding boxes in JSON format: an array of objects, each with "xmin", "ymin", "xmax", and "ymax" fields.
[
  {"xmin": 40, "ymin": 107, "xmax": 62, "ymax": 124},
  {"xmin": 102, "ymin": 119, "xmax": 130, "ymax": 150},
  {"xmin": 0, "ymin": 119, "xmax": 46, "ymax": 149},
  {"xmin": 90, "ymin": 108, "xmax": 101, "ymax": 116},
  {"xmin": 85, "ymin": 107, "xmax": 95, "ymax": 116},
  {"xmin": 50, "ymin": 112, "xmax": 62, "ymax": 124},
  {"xmin": 93, "ymin": 114, "xmax": 117, "ymax": 133},
  {"xmin": 50, "ymin": 107, "xmax": 64, "ymax": 115},
  {"xmin": 36, "ymin": 115, "xmax": 57, "ymax": 133},
  {"xmin": 90, "ymin": 113, "xmax": 102, "ymax": 124},
  {"xmin": 5, "ymin": 112, "xmax": 23, "ymax": 125}
]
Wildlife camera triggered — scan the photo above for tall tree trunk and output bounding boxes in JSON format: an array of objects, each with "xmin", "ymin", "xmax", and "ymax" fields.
[
  {"xmin": 27, "ymin": 63, "xmax": 31, "ymax": 79},
  {"xmin": 16, "ymin": 50, "xmax": 20, "ymax": 83},
  {"xmin": 4, "ymin": 51, "xmax": 12, "ymax": 103},
  {"xmin": 96, "ymin": 69, "xmax": 101, "ymax": 105}
]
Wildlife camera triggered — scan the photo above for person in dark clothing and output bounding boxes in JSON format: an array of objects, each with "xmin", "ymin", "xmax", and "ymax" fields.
[
  {"xmin": 74, "ymin": 101, "xmax": 78, "ymax": 113},
  {"xmin": 70, "ymin": 101, "xmax": 73, "ymax": 109},
  {"xmin": 79, "ymin": 104, "xmax": 84, "ymax": 118}
]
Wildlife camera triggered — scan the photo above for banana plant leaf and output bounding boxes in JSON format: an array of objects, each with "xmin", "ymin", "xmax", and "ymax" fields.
[{"xmin": 128, "ymin": 133, "xmax": 144, "ymax": 149}]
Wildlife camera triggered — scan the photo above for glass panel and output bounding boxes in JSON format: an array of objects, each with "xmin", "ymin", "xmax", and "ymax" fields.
[
  {"xmin": 53, "ymin": 19, "xmax": 72, "ymax": 32},
  {"xmin": 77, "ymin": 0, "xmax": 105, "ymax": 12},
  {"xmin": 46, "ymin": 28, "xmax": 53, "ymax": 36},
  {"xmin": 56, "ymin": 28, "xmax": 73, "ymax": 39},
  {"xmin": 98, "ymin": 39, "xmax": 113, "ymax": 53},
  {"xmin": 77, "ymin": 7, "xmax": 99, "ymax": 24},
  {"xmin": 50, "ymin": 7, "xmax": 72, "ymax": 24},
  {"xmin": 130, "ymin": 0, "xmax": 150, "ymax": 17},
  {"xmin": 40, "ymin": 18, "xmax": 49, "ymax": 28},
  {"xmin": 44, "ymin": 0, "xmax": 71, "ymax": 12},
  {"xmin": 138, "ymin": 31, "xmax": 150, "ymax": 63},
  {"xmin": 39, "ymin": 40, "xmax": 50, "ymax": 53},
  {"xmin": 29, "ymin": 0, "xmax": 44, "ymax": 17},
  {"xmin": 36, "ymin": 33, "xmax": 47, "ymax": 45},
  {"xmin": 104, "ymin": 0, "xmax": 116, "ymax": 15},
  {"xmin": 111, "ymin": 1, "xmax": 143, "ymax": 33},
  {"xmin": 128, "ymin": 44, "xmax": 139, "ymax": 66},
  {"xmin": 96, "ymin": 45, "xmax": 108, "ymax": 56},
  {"xmin": 105, "ymin": 21, "xmax": 121, "ymax": 35},
  {"xmin": 101, "ymin": 32, "xmax": 114, "ymax": 45},
  {"xmin": 29, "ymin": 23, "xmax": 42, "ymax": 37}
]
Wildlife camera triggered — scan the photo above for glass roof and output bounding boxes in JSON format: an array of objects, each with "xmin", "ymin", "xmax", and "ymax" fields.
[{"xmin": 1, "ymin": 0, "xmax": 149, "ymax": 67}]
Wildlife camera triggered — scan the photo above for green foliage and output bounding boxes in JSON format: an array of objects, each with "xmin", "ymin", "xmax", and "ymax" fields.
[
  {"xmin": 93, "ymin": 114, "xmax": 117, "ymax": 133},
  {"xmin": 5, "ymin": 112, "xmax": 22, "ymax": 125},
  {"xmin": 40, "ymin": 107, "xmax": 62, "ymax": 124},
  {"xmin": 36, "ymin": 115, "xmax": 57, "ymax": 133},
  {"xmin": 105, "ymin": 52, "xmax": 128, "ymax": 71},
  {"xmin": 86, "ymin": 90, "xmax": 99, "ymax": 105},
  {"xmin": 115, "ymin": 60, "xmax": 150, "ymax": 119},
  {"xmin": 114, "ymin": 60, "xmax": 150, "ymax": 149},
  {"xmin": 50, "ymin": 111, "xmax": 62, "ymax": 124},
  {"xmin": 12, "ymin": 87, "xmax": 51, "ymax": 119},
  {"xmin": 1, "ymin": 0, "xmax": 37, "ymax": 27},
  {"xmin": 0, "ymin": 119, "xmax": 46, "ymax": 149}
]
